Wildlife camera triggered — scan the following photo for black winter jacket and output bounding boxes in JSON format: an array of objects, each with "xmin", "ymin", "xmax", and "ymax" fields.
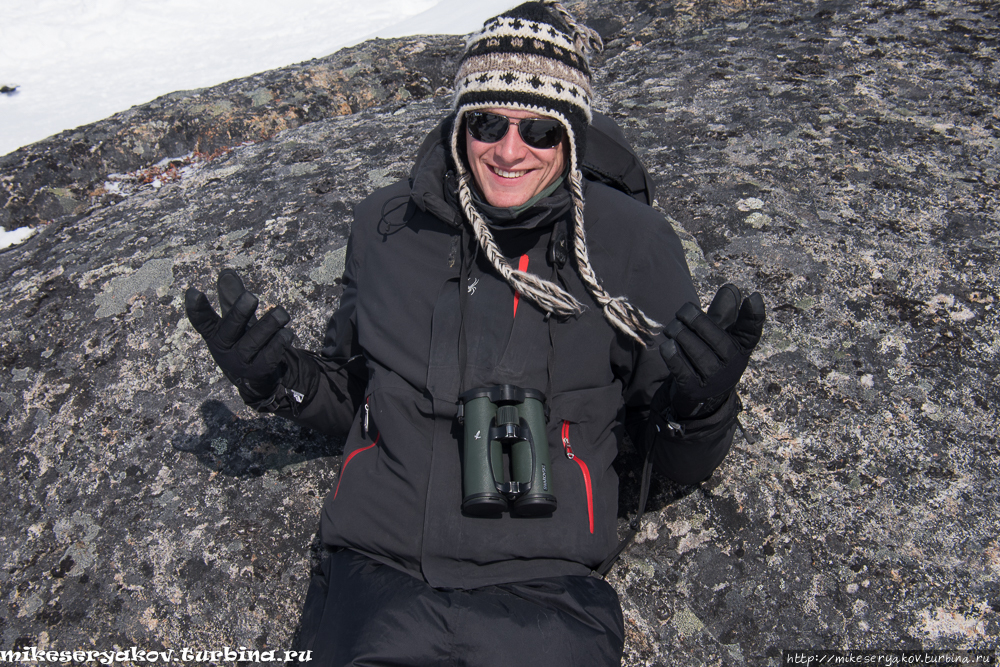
[{"xmin": 273, "ymin": 115, "xmax": 740, "ymax": 589}]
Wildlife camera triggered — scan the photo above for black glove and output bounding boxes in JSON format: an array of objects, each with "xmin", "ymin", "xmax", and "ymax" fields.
[
  {"xmin": 185, "ymin": 269, "xmax": 295, "ymax": 400},
  {"xmin": 658, "ymin": 284, "xmax": 765, "ymax": 419}
]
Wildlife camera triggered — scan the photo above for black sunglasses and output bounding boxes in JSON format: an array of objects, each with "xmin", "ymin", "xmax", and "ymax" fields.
[{"xmin": 466, "ymin": 111, "xmax": 565, "ymax": 150}]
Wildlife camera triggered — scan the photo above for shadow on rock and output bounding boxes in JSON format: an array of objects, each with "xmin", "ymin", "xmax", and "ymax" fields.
[
  {"xmin": 615, "ymin": 431, "xmax": 715, "ymax": 520},
  {"xmin": 172, "ymin": 399, "xmax": 343, "ymax": 476}
]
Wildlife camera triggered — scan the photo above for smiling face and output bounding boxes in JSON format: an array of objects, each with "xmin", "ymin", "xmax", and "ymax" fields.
[{"xmin": 465, "ymin": 107, "xmax": 567, "ymax": 209}]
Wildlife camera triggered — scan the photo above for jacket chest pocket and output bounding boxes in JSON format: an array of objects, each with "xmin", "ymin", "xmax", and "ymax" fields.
[
  {"xmin": 560, "ymin": 419, "xmax": 595, "ymax": 534},
  {"xmin": 548, "ymin": 383, "xmax": 625, "ymax": 539},
  {"xmin": 333, "ymin": 395, "xmax": 380, "ymax": 500}
]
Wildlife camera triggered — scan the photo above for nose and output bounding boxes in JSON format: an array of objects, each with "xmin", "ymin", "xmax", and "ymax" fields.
[{"xmin": 493, "ymin": 119, "xmax": 529, "ymax": 164}]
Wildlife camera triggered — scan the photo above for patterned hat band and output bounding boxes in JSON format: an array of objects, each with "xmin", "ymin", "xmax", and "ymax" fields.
[{"xmin": 454, "ymin": 70, "xmax": 592, "ymax": 123}]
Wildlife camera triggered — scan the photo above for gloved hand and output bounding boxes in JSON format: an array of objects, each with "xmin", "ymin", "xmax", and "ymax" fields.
[
  {"xmin": 185, "ymin": 269, "xmax": 295, "ymax": 400},
  {"xmin": 658, "ymin": 284, "xmax": 765, "ymax": 419}
]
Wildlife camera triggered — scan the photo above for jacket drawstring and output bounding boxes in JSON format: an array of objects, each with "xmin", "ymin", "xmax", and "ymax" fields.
[{"xmin": 457, "ymin": 223, "xmax": 473, "ymax": 398}]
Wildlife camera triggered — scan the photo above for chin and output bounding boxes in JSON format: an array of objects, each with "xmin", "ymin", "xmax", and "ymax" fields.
[
  {"xmin": 486, "ymin": 192, "xmax": 531, "ymax": 208},
  {"xmin": 482, "ymin": 180, "xmax": 542, "ymax": 208}
]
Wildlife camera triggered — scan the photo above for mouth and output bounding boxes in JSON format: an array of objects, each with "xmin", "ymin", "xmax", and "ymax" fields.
[{"xmin": 490, "ymin": 165, "xmax": 529, "ymax": 179}]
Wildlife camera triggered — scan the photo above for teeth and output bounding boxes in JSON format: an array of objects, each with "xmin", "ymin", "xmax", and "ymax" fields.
[{"xmin": 492, "ymin": 166, "xmax": 526, "ymax": 179}]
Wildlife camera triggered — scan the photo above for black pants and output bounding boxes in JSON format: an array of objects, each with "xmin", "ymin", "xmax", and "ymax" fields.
[{"xmin": 294, "ymin": 550, "xmax": 624, "ymax": 666}]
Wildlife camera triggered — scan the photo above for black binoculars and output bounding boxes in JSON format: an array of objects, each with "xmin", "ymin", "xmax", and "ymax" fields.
[{"xmin": 458, "ymin": 385, "xmax": 557, "ymax": 517}]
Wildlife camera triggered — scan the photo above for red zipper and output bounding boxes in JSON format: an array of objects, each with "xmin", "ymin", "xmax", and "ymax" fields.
[
  {"xmin": 334, "ymin": 433, "xmax": 379, "ymax": 500},
  {"xmin": 562, "ymin": 420, "xmax": 594, "ymax": 534},
  {"xmin": 512, "ymin": 254, "xmax": 529, "ymax": 318}
]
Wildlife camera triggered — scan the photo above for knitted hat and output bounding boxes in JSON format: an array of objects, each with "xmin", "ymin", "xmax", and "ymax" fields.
[{"xmin": 450, "ymin": 1, "xmax": 660, "ymax": 344}]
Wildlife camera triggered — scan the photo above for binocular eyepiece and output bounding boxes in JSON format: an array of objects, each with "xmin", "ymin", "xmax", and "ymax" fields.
[{"xmin": 458, "ymin": 385, "xmax": 557, "ymax": 517}]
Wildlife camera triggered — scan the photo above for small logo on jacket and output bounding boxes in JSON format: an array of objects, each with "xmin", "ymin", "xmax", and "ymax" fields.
[{"xmin": 467, "ymin": 277, "xmax": 479, "ymax": 295}]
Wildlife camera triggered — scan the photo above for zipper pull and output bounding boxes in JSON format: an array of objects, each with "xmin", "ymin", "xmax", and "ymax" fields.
[
  {"xmin": 561, "ymin": 420, "xmax": 575, "ymax": 460},
  {"xmin": 364, "ymin": 398, "xmax": 370, "ymax": 438}
]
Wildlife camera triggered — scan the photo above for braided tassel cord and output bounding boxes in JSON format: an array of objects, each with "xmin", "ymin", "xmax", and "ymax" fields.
[
  {"xmin": 457, "ymin": 173, "xmax": 586, "ymax": 317},
  {"xmin": 542, "ymin": 0, "xmax": 604, "ymax": 54},
  {"xmin": 567, "ymin": 169, "xmax": 662, "ymax": 344}
]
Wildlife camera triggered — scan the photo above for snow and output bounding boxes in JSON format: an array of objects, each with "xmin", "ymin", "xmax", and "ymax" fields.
[
  {"xmin": 0, "ymin": 226, "xmax": 37, "ymax": 250},
  {"xmin": 0, "ymin": 0, "xmax": 516, "ymax": 249},
  {"xmin": 0, "ymin": 0, "xmax": 516, "ymax": 158}
]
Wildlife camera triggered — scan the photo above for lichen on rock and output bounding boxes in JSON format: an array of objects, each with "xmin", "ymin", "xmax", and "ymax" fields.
[{"xmin": 1, "ymin": 0, "xmax": 997, "ymax": 663}]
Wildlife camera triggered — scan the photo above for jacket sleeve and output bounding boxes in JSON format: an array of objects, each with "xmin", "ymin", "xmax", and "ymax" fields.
[
  {"xmin": 615, "ymin": 204, "xmax": 741, "ymax": 485},
  {"xmin": 643, "ymin": 390, "xmax": 740, "ymax": 485},
  {"xmin": 249, "ymin": 235, "xmax": 366, "ymax": 436},
  {"xmin": 622, "ymin": 347, "xmax": 741, "ymax": 486}
]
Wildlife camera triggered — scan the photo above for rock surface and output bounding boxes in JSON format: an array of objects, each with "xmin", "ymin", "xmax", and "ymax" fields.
[{"xmin": 1, "ymin": 0, "xmax": 997, "ymax": 664}]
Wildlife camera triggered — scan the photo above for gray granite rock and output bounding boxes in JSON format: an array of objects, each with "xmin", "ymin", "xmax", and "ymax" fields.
[{"xmin": 0, "ymin": 0, "xmax": 997, "ymax": 664}]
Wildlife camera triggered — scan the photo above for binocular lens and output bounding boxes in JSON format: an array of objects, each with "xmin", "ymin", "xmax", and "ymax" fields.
[
  {"xmin": 462, "ymin": 493, "xmax": 509, "ymax": 516},
  {"xmin": 459, "ymin": 386, "xmax": 557, "ymax": 518}
]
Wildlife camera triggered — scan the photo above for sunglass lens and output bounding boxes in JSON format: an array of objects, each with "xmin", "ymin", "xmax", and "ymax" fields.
[
  {"xmin": 467, "ymin": 112, "xmax": 564, "ymax": 149},
  {"xmin": 519, "ymin": 120, "xmax": 563, "ymax": 149},
  {"xmin": 467, "ymin": 112, "xmax": 509, "ymax": 143}
]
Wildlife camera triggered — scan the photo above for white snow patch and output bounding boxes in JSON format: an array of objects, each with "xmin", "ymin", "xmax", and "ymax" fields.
[
  {"xmin": 0, "ymin": 226, "xmax": 37, "ymax": 250},
  {"xmin": 0, "ymin": 0, "xmax": 518, "ymax": 157}
]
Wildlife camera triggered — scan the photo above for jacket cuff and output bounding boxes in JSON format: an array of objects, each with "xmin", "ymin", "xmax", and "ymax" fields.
[
  {"xmin": 659, "ymin": 391, "xmax": 741, "ymax": 439},
  {"xmin": 239, "ymin": 348, "xmax": 319, "ymax": 417},
  {"xmin": 647, "ymin": 391, "xmax": 742, "ymax": 485}
]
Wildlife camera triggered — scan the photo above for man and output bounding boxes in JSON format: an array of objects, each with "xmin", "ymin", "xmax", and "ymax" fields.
[{"xmin": 186, "ymin": 2, "xmax": 765, "ymax": 664}]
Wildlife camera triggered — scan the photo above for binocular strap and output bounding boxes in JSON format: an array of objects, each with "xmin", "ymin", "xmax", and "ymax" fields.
[
  {"xmin": 595, "ymin": 439, "xmax": 654, "ymax": 577},
  {"xmin": 596, "ymin": 411, "xmax": 750, "ymax": 577}
]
